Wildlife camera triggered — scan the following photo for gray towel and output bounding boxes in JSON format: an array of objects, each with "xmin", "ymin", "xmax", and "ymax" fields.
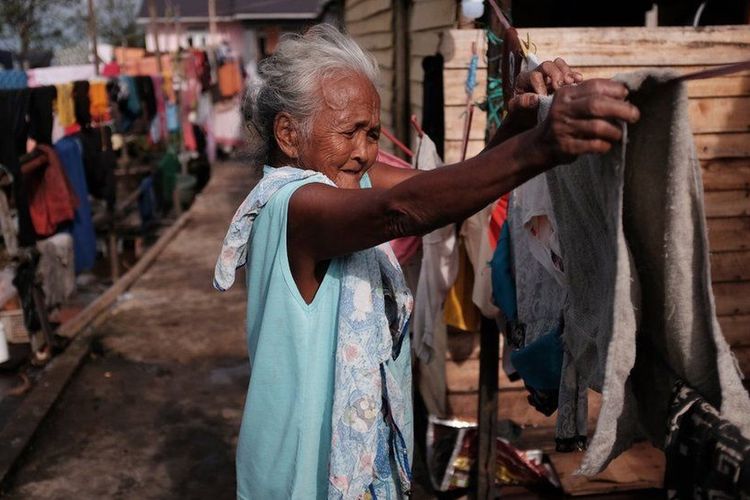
[{"xmin": 540, "ymin": 70, "xmax": 750, "ymax": 474}]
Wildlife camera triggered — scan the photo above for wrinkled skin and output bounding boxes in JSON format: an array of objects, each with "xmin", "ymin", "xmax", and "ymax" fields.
[{"xmin": 274, "ymin": 71, "xmax": 381, "ymax": 189}]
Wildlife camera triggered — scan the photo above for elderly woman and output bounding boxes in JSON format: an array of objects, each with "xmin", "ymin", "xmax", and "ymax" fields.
[{"xmin": 214, "ymin": 24, "xmax": 638, "ymax": 500}]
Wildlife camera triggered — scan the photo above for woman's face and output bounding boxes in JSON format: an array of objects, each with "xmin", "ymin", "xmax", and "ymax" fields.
[{"xmin": 297, "ymin": 71, "xmax": 381, "ymax": 189}]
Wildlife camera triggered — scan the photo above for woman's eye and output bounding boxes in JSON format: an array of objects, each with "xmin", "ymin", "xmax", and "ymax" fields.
[
  {"xmin": 342, "ymin": 130, "xmax": 356, "ymax": 138},
  {"xmin": 368, "ymin": 130, "xmax": 380, "ymax": 141}
]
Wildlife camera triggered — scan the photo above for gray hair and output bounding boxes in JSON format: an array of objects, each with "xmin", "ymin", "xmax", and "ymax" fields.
[{"xmin": 243, "ymin": 24, "xmax": 380, "ymax": 165}]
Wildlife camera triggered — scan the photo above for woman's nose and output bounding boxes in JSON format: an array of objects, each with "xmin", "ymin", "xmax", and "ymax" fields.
[{"xmin": 351, "ymin": 134, "xmax": 368, "ymax": 164}]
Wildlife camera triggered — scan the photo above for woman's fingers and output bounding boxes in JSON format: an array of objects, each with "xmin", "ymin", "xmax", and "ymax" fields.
[
  {"xmin": 567, "ymin": 95, "xmax": 641, "ymax": 124},
  {"xmin": 554, "ymin": 58, "xmax": 583, "ymax": 84},
  {"xmin": 564, "ymin": 118, "xmax": 624, "ymax": 142},
  {"xmin": 538, "ymin": 60, "xmax": 565, "ymax": 90}
]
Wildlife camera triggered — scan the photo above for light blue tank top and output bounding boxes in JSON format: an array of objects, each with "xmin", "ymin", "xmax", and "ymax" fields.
[{"xmin": 237, "ymin": 168, "xmax": 411, "ymax": 499}]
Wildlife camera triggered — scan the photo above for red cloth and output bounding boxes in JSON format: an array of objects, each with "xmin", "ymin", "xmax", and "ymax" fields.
[
  {"xmin": 376, "ymin": 150, "xmax": 422, "ymax": 265},
  {"xmin": 102, "ymin": 62, "xmax": 120, "ymax": 77},
  {"xmin": 22, "ymin": 145, "xmax": 78, "ymax": 238},
  {"xmin": 488, "ymin": 194, "xmax": 509, "ymax": 250}
]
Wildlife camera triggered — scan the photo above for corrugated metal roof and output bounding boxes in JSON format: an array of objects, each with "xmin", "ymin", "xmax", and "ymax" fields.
[{"xmin": 137, "ymin": 0, "xmax": 323, "ymax": 21}]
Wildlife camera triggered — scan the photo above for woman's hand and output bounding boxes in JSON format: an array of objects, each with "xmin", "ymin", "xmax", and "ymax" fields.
[
  {"xmin": 516, "ymin": 58, "xmax": 583, "ymax": 96},
  {"xmin": 533, "ymin": 78, "xmax": 640, "ymax": 164}
]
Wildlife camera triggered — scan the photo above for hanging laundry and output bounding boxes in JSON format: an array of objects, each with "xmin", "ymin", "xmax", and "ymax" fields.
[
  {"xmin": 102, "ymin": 61, "xmax": 120, "ymax": 77},
  {"xmin": 443, "ymin": 242, "xmax": 482, "ymax": 332},
  {"xmin": 166, "ymin": 102, "xmax": 179, "ymax": 133},
  {"xmin": 540, "ymin": 70, "xmax": 750, "ymax": 475},
  {"xmin": 507, "ymin": 189, "xmax": 586, "ymax": 449},
  {"xmin": 36, "ymin": 233, "xmax": 76, "ymax": 308},
  {"xmin": 138, "ymin": 176, "xmax": 158, "ymax": 231},
  {"xmin": 0, "ymin": 88, "xmax": 35, "ymax": 246},
  {"xmin": 72, "ymin": 80, "xmax": 91, "ymax": 128},
  {"xmin": 421, "ymin": 55, "xmax": 445, "ymax": 158},
  {"xmin": 21, "ymin": 145, "xmax": 78, "ymax": 238},
  {"xmin": 487, "ymin": 195, "xmax": 508, "ymax": 251},
  {"xmin": 664, "ymin": 380, "xmax": 750, "ymax": 498},
  {"xmin": 54, "ymin": 82, "xmax": 77, "ymax": 129},
  {"xmin": 462, "ymin": 203, "xmax": 502, "ymax": 319},
  {"xmin": 412, "ymin": 133, "xmax": 458, "ymax": 363},
  {"xmin": 134, "ymin": 76, "xmax": 156, "ymax": 120},
  {"xmin": 28, "ymin": 86, "xmax": 57, "ymax": 145},
  {"xmin": 55, "ymin": 136, "xmax": 96, "ymax": 273},
  {"xmin": 218, "ymin": 61, "xmax": 242, "ymax": 98},
  {"xmin": 26, "ymin": 64, "xmax": 96, "ymax": 87},
  {"xmin": 0, "ymin": 70, "xmax": 28, "ymax": 90},
  {"xmin": 88, "ymin": 80, "xmax": 110, "ymax": 123},
  {"xmin": 151, "ymin": 75, "xmax": 167, "ymax": 140},
  {"xmin": 76, "ymin": 126, "xmax": 116, "ymax": 209},
  {"xmin": 514, "ymin": 174, "xmax": 564, "ymax": 286},
  {"xmin": 212, "ymin": 98, "xmax": 242, "ymax": 147}
]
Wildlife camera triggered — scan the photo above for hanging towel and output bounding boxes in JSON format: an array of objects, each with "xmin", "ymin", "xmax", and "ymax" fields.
[
  {"xmin": 54, "ymin": 82, "xmax": 76, "ymax": 129},
  {"xmin": 541, "ymin": 70, "xmax": 750, "ymax": 474},
  {"xmin": 412, "ymin": 134, "xmax": 458, "ymax": 362},
  {"xmin": 88, "ymin": 80, "xmax": 110, "ymax": 123}
]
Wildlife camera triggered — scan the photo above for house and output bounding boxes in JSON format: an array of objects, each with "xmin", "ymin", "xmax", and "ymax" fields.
[{"xmin": 136, "ymin": 0, "xmax": 334, "ymax": 67}]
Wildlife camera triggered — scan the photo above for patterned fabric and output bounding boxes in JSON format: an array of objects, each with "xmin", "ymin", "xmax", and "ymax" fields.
[
  {"xmin": 665, "ymin": 381, "xmax": 750, "ymax": 499},
  {"xmin": 214, "ymin": 166, "xmax": 414, "ymax": 499}
]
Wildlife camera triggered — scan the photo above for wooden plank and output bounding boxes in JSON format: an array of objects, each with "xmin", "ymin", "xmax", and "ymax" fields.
[
  {"xmin": 350, "ymin": 31, "xmax": 392, "ymax": 51},
  {"xmin": 445, "ymin": 139, "xmax": 484, "ymax": 163},
  {"xmin": 410, "ymin": 31, "xmax": 443, "ymax": 57},
  {"xmin": 707, "ymin": 217, "xmax": 750, "ymax": 252},
  {"xmin": 720, "ymin": 314, "xmax": 750, "ymax": 347},
  {"xmin": 346, "ymin": 9, "xmax": 392, "ymax": 36},
  {"xmin": 440, "ymin": 29, "xmax": 488, "ymax": 69},
  {"xmin": 702, "ymin": 158, "xmax": 750, "ymax": 191},
  {"xmin": 444, "ymin": 68, "xmax": 488, "ymax": 105},
  {"xmin": 711, "ymin": 251, "xmax": 750, "ymax": 283},
  {"xmin": 445, "ymin": 105, "xmax": 487, "ymax": 140},
  {"xmin": 695, "ymin": 133, "xmax": 750, "ymax": 159},
  {"xmin": 714, "ymin": 281, "xmax": 750, "ymax": 316},
  {"xmin": 344, "ymin": 0, "xmax": 390, "ymax": 23},
  {"xmin": 443, "ymin": 27, "xmax": 750, "ymax": 68},
  {"xmin": 704, "ymin": 190, "xmax": 750, "ymax": 218},
  {"xmin": 689, "ymin": 97, "xmax": 750, "ymax": 134},
  {"xmin": 550, "ymin": 443, "xmax": 664, "ymax": 496},
  {"xmin": 369, "ymin": 47, "xmax": 394, "ymax": 69},
  {"xmin": 578, "ymin": 68, "xmax": 750, "ymax": 97},
  {"xmin": 410, "ymin": 0, "xmax": 457, "ymax": 32}
]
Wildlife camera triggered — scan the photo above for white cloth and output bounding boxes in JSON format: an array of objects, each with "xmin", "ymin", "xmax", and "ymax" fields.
[
  {"xmin": 26, "ymin": 65, "xmax": 97, "ymax": 87},
  {"xmin": 514, "ymin": 174, "xmax": 564, "ymax": 286},
  {"xmin": 37, "ymin": 233, "xmax": 76, "ymax": 309},
  {"xmin": 212, "ymin": 97, "xmax": 242, "ymax": 146},
  {"xmin": 461, "ymin": 205, "xmax": 502, "ymax": 318},
  {"xmin": 412, "ymin": 135, "xmax": 457, "ymax": 363}
]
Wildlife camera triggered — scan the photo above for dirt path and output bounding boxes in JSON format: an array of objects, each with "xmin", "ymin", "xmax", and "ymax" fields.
[{"xmin": 2, "ymin": 162, "xmax": 258, "ymax": 499}]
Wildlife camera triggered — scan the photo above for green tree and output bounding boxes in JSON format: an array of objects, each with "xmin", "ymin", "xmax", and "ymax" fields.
[
  {"xmin": 95, "ymin": 0, "xmax": 144, "ymax": 48},
  {"xmin": 0, "ymin": 0, "xmax": 80, "ymax": 67}
]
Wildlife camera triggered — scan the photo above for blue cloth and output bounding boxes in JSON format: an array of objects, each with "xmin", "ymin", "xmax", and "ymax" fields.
[
  {"xmin": 490, "ymin": 221, "xmax": 517, "ymax": 322},
  {"xmin": 137, "ymin": 176, "xmax": 157, "ymax": 231},
  {"xmin": 0, "ymin": 70, "xmax": 27, "ymax": 90},
  {"xmin": 510, "ymin": 325, "xmax": 564, "ymax": 391},
  {"xmin": 166, "ymin": 103, "xmax": 179, "ymax": 132},
  {"xmin": 54, "ymin": 136, "xmax": 96, "ymax": 273},
  {"xmin": 215, "ymin": 167, "xmax": 413, "ymax": 499}
]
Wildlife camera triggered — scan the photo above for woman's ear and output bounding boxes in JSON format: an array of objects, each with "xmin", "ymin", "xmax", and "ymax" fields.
[{"xmin": 273, "ymin": 112, "xmax": 300, "ymax": 160}]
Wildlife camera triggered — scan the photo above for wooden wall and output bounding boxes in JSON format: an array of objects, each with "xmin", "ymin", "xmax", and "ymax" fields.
[
  {"xmin": 345, "ymin": 0, "xmax": 458, "ymax": 152},
  {"xmin": 440, "ymin": 26, "xmax": 750, "ymax": 419},
  {"xmin": 408, "ymin": 0, "xmax": 460, "ymax": 146},
  {"xmin": 344, "ymin": 0, "xmax": 396, "ymax": 151}
]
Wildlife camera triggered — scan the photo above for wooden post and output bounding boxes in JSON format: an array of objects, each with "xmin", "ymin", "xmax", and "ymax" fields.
[
  {"xmin": 475, "ymin": 2, "xmax": 510, "ymax": 498},
  {"xmin": 148, "ymin": 0, "xmax": 163, "ymax": 73},
  {"xmin": 393, "ymin": 0, "xmax": 410, "ymax": 157},
  {"xmin": 87, "ymin": 0, "xmax": 99, "ymax": 75}
]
